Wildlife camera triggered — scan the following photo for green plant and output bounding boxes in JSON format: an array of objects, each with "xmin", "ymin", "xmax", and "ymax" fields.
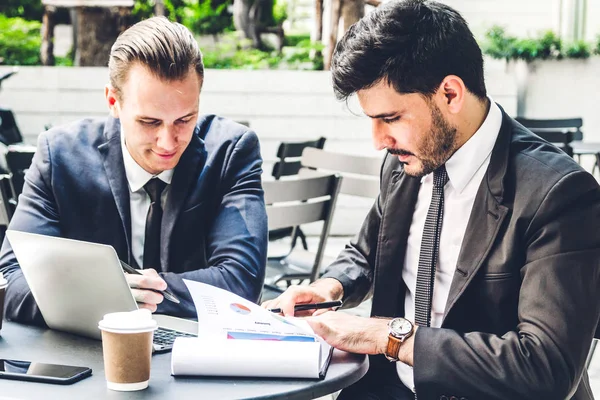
[
  {"xmin": 202, "ymin": 33, "xmax": 324, "ymax": 70},
  {"xmin": 565, "ymin": 40, "xmax": 591, "ymax": 59},
  {"xmin": 284, "ymin": 33, "xmax": 310, "ymax": 47},
  {"xmin": 0, "ymin": 15, "xmax": 41, "ymax": 65},
  {"xmin": 0, "ymin": 0, "xmax": 44, "ymax": 20},
  {"xmin": 481, "ymin": 25, "xmax": 592, "ymax": 62},
  {"xmin": 179, "ymin": 0, "xmax": 233, "ymax": 36},
  {"xmin": 595, "ymin": 35, "xmax": 600, "ymax": 55},
  {"xmin": 272, "ymin": 0, "xmax": 288, "ymax": 26}
]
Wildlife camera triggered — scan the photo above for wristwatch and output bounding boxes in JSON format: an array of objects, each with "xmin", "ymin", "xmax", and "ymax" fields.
[{"xmin": 384, "ymin": 317, "xmax": 414, "ymax": 362}]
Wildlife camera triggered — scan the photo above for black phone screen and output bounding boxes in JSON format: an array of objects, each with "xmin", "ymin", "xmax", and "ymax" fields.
[{"xmin": 0, "ymin": 359, "xmax": 91, "ymax": 383}]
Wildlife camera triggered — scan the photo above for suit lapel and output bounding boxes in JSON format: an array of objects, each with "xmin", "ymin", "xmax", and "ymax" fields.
[
  {"xmin": 98, "ymin": 117, "xmax": 134, "ymax": 264},
  {"xmin": 371, "ymin": 168, "xmax": 421, "ymax": 317},
  {"xmin": 442, "ymin": 108, "xmax": 513, "ymax": 321},
  {"xmin": 160, "ymin": 128, "xmax": 207, "ymax": 272}
]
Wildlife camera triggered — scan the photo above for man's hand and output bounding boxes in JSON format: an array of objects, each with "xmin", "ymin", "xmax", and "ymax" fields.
[
  {"xmin": 124, "ymin": 268, "xmax": 167, "ymax": 313},
  {"xmin": 261, "ymin": 278, "xmax": 343, "ymax": 317},
  {"xmin": 305, "ymin": 312, "xmax": 417, "ymax": 365}
]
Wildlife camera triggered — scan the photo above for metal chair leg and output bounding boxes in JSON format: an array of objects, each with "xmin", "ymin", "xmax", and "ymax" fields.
[{"xmin": 585, "ymin": 339, "xmax": 597, "ymax": 370}]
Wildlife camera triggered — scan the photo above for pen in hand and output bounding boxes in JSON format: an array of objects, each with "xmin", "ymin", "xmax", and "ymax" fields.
[
  {"xmin": 268, "ymin": 300, "xmax": 343, "ymax": 314},
  {"xmin": 120, "ymin": 261, "xmax": 180, "ymax": 304}
]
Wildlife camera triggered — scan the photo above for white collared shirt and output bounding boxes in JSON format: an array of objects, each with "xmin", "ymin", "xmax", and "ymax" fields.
[
  {"xmin": 397, "ymin": 99, "xmax": 503, "ymax": 390},
  {"xmin": 120, "ymin": 131, "xmax": 174, "ymax": 268}
]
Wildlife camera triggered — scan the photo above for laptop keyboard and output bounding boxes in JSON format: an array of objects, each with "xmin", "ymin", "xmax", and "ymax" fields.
[{"xmin": 152, "ymin": 327, "xmax": 197, "ymax": 353}]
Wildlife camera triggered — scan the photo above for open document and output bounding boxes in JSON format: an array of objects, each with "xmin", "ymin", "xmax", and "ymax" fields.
[{"xmin": 171, "ymin": 280, "xmax": 334, "ymax": 379}]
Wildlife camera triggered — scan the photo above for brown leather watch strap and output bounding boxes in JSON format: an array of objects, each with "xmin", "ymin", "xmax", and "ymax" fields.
[{"xmin": 385, "ymin": 334, "xmax": 402, "ymax": 362}]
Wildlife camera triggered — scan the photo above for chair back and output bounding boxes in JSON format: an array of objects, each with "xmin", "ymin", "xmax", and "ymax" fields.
[
  {"xmin": 515, "ymin": 117, "xmax": 583, "ymax": 157},
  {"xmin": 0, "ymin": 174, "xmax": 15, "ymax": 226},
  {"xmin": 5, "ymin": 145, "xmax": 35, "ymax": 197},
  {"xmin": 271, "ymin": 137, "xmax": 326, "ymax": 180},
  {"xmin": 263, "ymin": 173, "xmax": 342, "ymax": 282},
  {"xmin": 0, "ymin": 109, "xmax": 24, "ymax": 145},
  {"xmin": 300, "ymin": 148, "xmax": 380, "ymax": 198}
]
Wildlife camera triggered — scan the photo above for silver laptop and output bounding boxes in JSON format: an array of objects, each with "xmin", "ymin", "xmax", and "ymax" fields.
[{"xmin": 6, "ymin": 230, "xmax": 197, "ymax": 352}]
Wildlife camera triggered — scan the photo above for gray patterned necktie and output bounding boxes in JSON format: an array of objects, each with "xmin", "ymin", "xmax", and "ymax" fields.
[{"xmin": 414, "ymin": 165, "xmax": 449, "ymax": 327}]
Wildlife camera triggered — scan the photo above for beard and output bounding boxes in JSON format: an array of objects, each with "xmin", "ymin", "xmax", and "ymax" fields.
[{"xmin": 389, "ymin": 102, "xmax": 458, "ymax": 178}]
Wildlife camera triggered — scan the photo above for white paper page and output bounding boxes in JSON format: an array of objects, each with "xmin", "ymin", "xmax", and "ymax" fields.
[
  {"xmin": 183, "ymin": 280, "xmax": 315, "ymax": 340},
  {"xmin": 288, "ymin": 318, "xmax": 333, "ymax": 373},
  {"xmin": 175, "ymin": 280, "xmax": 333, "ymax": 378},
  {"xmin": 171, "ymin": 337, "xmax": 321, "ymax": 378}
]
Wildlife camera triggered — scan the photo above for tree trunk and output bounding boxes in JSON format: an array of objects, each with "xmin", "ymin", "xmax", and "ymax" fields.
[
  {"xmin": 233, "ymin": 0, "xmax": 278, "ymax": 50},
  {"xmin": 325, "ymin": 0, "xmax": 343, "ymax": 70},
  {"xmin": 41, "ymin": 6, "xmax": 56, "ymax": 66},
  {"xmin": 155, "ymin": 0, "xmax": 166, "ymax": 16},
  {"xmin": 233, "ymin": 0, "xmax": 254, "ymax": 41},
  {"xmin": 341, "ymin": 0, "xmax": 363, "ymax": 31},
  {"xmin": 314, "ymin": 0, "xmax": 323, "ymax": 42},
  {"xmin": 75, "ymin": 7, "xmax": 129, "ymax": 67}
]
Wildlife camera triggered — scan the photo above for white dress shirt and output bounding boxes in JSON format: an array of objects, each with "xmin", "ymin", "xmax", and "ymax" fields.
[
  {"xmin": 120, "ymin": 132, "xmax": 174, "ymax": 268},
  {"xmin": 397, "ymin": 99, "xmax": 502, "ymax": 390}
]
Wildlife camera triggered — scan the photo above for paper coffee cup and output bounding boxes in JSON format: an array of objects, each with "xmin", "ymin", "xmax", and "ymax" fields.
[
  {"xmin": 0, "ymin": 271, "xmax": 7, "ymax": 332},
  {"xmin": 98, "ymin": 309, "xmax": 157, "ymax": 391}
]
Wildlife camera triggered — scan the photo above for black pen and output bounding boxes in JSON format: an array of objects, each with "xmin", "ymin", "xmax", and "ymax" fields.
[
  {"xmin": 268, "ymin": 300, "xmax": 343, "ymax": 314},
  {"xmin": 120, "ymin": 261, "xmax": 180, "ymax": 304}
]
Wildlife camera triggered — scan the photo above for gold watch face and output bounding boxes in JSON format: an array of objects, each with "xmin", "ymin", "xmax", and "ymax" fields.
[{"xmin": 389, "ymin": 318, "xmax": 412, "ymax": 336}]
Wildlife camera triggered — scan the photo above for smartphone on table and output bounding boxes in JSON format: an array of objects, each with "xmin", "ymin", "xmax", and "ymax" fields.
[{"xmin": 0, "ymin": 359, "xmax": 92, "ymax": 384}]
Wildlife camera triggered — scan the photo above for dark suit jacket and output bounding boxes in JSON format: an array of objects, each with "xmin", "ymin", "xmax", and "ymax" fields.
[
  {"xmin": 0, "ymin": 114, "xmax": 267, "ymax": 324},
  {"xmin": 323, "ymin": 109, "xmax": 600, "ymax": 400}
]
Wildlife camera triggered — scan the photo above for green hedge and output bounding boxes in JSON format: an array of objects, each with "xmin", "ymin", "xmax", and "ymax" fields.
[
  {"xmin": 482, "ymin": 25, "xmax": 596, "ymax": 62},
  {"xmin": 0, "ymin": 15, "xmax": 41, "ymax": 65}
]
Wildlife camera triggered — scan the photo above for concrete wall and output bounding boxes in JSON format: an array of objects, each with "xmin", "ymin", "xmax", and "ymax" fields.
[
  {"xmin": 441, "ymin": 0, "xmax": 561, "ymax": 37},
  {"xmin": 0, "ymin": 63, "xmax": 516, "ymax": 235},
  {"xmin": 522, "ymin": 57, "xmax": 600, "ymax": 144}
]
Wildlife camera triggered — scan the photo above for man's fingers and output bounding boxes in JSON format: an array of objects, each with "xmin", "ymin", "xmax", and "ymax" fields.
[
  {"xmin": 312, "ymin": 308, "xmax": 331, "ymax": 316},
  {"xmin": 261, "ymin": 285, "xmax": 330, "ymax": 317},
  {"xmin": 125, "ymin": 271, "xmax": 167, "ymax": 291},
  {"xmin": 131, "ymin": 288, "xmax": 164, "ymax": 306}
]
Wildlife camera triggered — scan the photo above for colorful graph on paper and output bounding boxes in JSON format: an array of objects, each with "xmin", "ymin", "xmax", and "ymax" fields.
[{"xmin": 226, "ymin": 331, "xmax": 316, "ymax": 342}]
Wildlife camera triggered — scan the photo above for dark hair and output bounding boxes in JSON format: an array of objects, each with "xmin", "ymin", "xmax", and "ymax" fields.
[
  {"xmin": 331, "ymin": 0, "xmax": 486, "ymax": 101},
  {"xmin": 108, "ymin": 16, "xmax": 204, "ymax": 100}
]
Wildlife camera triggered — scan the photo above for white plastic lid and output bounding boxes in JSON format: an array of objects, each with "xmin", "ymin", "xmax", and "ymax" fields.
[
  {"xmin": 0, "ymin": 271, "xmax": 7, "ymax": 288},
  {"xmin": 98, "ymin": 309, "xmax": 157, "ymax": 333}
]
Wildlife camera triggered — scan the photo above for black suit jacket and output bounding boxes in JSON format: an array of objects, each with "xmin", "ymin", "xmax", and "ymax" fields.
[
  {"xmin": 323, "ymin": 109, "xmax": 600, "ymax": 400},
  {"xmin": 0, "ymin": 114, "xmax": 268, "ymax": 324}
]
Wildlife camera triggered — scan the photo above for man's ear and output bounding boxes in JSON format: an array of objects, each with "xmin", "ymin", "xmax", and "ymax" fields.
[
  {"xmin": 436, "ymin": 75, "xmax": 465, "ymax": 115},
  {"xmin": 105, "ymin": 84, "xmax": 120, "ymax": 118}
]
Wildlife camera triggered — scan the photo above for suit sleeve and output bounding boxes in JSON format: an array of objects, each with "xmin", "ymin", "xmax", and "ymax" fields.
[
  {"xmin": 0, "ymin": 132, "xmax": 61, "ymax": 326},
  {"xmin": 414, "ymin": 170, "xmax": 600, "ymax": 400},
  {"xmin": 157, "ymin": 130, "xmax": 267, "ymax": 315},
  {"xmin": 320, "ymin": 154, "xmax": 390, "ymax": 308}
]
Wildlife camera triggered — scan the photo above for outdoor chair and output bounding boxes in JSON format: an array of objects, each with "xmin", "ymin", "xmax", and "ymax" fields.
[
  {"xmin": 0, "ymin": 174, "xmax": 16, "ymax": 242},
  {"xmin": 300, "ymin": 147, "xmax": 380, "ymax": 199},
  {"xmin": 586, "ymin": 322, "xmax": 600, "ymax": 370},
  {"xmin": 516, "ymin": 117, "xmax": 583, "ymax": 158},
  {"xmin": 272, "ymin": 148, "xmax": 381, "ymax": 280},
  {"xmin": 261, "ymin": 173, "xmax": 342, "ymax": 300},
  {"xmin": 268, "ymin": 137, "xmax": 327, "ymax": 252},
  {"xmin": 5, "ymin": 144, "xmax": 35, "ymax": 198}
]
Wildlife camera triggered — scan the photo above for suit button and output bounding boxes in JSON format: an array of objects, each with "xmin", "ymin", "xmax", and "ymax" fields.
[
  {"xmin": 440, "ymin": 397, "xmax": 448, "ymax": 400},
  {"xmin": 450, "ymin": 397, "xmax": 458, "ymax": 400}
]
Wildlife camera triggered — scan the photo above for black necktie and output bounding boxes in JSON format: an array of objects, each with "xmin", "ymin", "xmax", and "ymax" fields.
[
  {"xmin": 143, "ymin": 178, "xmax": 167, "ymax": 269},
  {"xmin": 414, "ymin": 165, "xmax": 449, "ymax": 327}
]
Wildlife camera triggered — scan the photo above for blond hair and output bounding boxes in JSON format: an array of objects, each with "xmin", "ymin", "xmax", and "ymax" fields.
[{"xmin": 108, "ymin": 16, "xmax": 204, "ymax": 100}]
